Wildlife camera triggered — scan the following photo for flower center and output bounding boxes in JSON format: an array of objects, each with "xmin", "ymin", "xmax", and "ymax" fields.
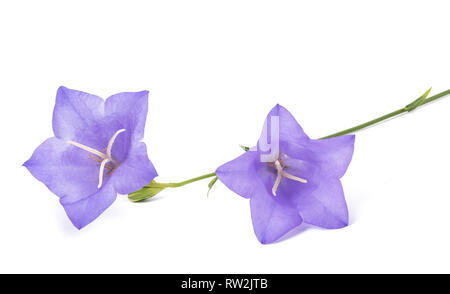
[
  {"xmin": 68, "ymin": 129, "xmax": 126, "ymax": 189},
  {"xmin": 270, "ymin": 158, "xmax": 307, "ymax": 196}
]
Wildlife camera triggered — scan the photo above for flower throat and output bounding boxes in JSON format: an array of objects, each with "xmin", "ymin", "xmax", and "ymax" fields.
[
  {"xmin": 68, "ymin": 129, "xmax": 126, "ymax": 189},
  {"xmin": 270, "ymin": 156, "xmax": 307, "ymax": 196}
]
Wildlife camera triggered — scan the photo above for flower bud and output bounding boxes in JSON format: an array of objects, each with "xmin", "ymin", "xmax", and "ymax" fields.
[{"xmin": 128, "ymin": 180, "xmax": 166, "ymax": 202}]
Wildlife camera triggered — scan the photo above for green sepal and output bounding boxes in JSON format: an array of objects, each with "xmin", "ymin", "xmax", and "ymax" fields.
[
  {"xmin": 405, "ymin": 87, "xmax": 432, "ymax": 112},
  {"xmin": 239, "ymin": 145, "xmax": 250, "ymax": 151},
  {"xmin": 128, "ymin": 180, "xmax": 166, "ymax": 202},
  {"xmin": 207, "ymin": 176, "xmax": 218, "ymax": 197}
]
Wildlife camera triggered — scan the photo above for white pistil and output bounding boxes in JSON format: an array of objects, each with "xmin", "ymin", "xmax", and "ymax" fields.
[
  {"xmin": 107, "ymin": 129, "xmax": 126, "ymax": 158},
  {"xmin": 68, "ymin": 129, "xmax": 126, "ymax": 189},
  {"xmin": 98, "ymin": 158, "xmax": 111, "ymax": 188},
  {"xmin": 67, "ymin": 140, "xmax": 108, "ymax": 159},
  {"xmin": 271, "ymin": 159, "xmax": 308, "ymax": 196},
  {"xmin": 281, "ymin": 172, "xmax": 308, "ymax": 183}
]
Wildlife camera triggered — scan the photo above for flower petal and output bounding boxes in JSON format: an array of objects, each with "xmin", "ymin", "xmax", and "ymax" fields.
[
  {"xmin": 52, "ymin": 86, "xmax": 105, "ymax": 141},
  {"xmin": 215, "ymin": 151, "xmax": 265, "ymax": 199},
  {"xmin": 110, "ymin": 141, "xmax": 158, "ymax": 194},
  {"xmin": 305, "ymin": 135, "xmax": 355, "ymax": 178},
  {"xmin": 250, "ymin": 192, "xmax": 303, "ymax": 244},
  {"xmin": 105, "ymin": 91, "xmax": 149, "ymax": 141},
  {"xmin": 293, "ymin": 178, "xmax": 349, "ymax": 229},
  {"xmin": 23, "ymin": 137, "xmax": 99, "ymax": 203},
  {"xmin": 258, "ymin": 104, "xmax": 309, "ymax": 149},
  {"xmin": 62, "ymin": 183, "xmax": 116, "ymax": 229}
]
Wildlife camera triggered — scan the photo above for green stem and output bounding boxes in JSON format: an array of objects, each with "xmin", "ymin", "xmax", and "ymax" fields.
[
  {"xmin": 128, "ymin": 172, "xmax": 217, "ymax": 201},
  {"xmin": 320, "ymin": 108, "xmax": 405, "ymax": 139},
  {"xmin": 156, "ymin": 172, "xmax": 217, "ymax": 188},
  {"xmin": 320, "ymin": 89, "xmax": 450, "ymax": 139}
]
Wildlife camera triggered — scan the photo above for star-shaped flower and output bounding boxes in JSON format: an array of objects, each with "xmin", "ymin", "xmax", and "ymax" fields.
[
  {"xmin": 216, "ymin": 104, "xmax": 355, "ymax": 244},
  {"xmin": 24, "ymin": 86, "xmax": 157, "ymax": 229}
]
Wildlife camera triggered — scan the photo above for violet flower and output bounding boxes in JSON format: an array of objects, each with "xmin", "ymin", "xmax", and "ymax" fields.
[
  {"xmin": 216, "ymin": 105, "xmax": 355, "ymax": 244},
  {"xmin": 24, "ymin": 86, "xmax": 157, "ymax": 229}
]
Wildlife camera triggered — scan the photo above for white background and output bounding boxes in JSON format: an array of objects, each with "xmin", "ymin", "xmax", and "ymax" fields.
[{"xmin": 1, "ymin": 0, "xmax": 450, "ymax": 273}]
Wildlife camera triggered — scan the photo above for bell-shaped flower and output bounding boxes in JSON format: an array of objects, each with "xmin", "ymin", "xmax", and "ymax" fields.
[
  {"xmin": 24, "ymin": 86, "xmax": 157, "ymax": 229},
  {"xmin": 216, "ymin": 105, "xmax": 355, "ymax": 244}
]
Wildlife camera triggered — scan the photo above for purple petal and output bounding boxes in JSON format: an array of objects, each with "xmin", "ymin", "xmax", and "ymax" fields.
[
  {"xmin": 62, "ymin": 183, "xmax": 116, "ymax": 229},
  {"xmin": 304, "ymin": 135, "xmax": 355, "ymax": 178},
  {"xmin": 250, "ymin": 192, "xmax": 303, "ymax": 244},
  {"xmin": 292, "ymin": 178, "xmax": 349, "ymax": 229},
  {"xmin": 105, "ymin": 91, "xmax": 149, "ymax": 141},
  {"xmin": 110, "ymin": 142, "xmax": 158, "ymax": 194},
  {"xmin": 215, "ymin": 151, "xmax": 265, "ymax": 199},
  {"xmin": 259, "ymin": 104, "xmax": 309, "ymax": 149},
  {"xmin": 52, "ymin": 86, "xmax": 105, "ymax": 141},
  {"xmin": 23, "ymin": 137, "xmax": 99, "ymax": 203},
  {"xmin": 274, "ymin": 156, "xmax": 349, "ymax": 229}
]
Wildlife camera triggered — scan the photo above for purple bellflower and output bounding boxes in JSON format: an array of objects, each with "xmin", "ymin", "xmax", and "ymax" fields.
[
  {"xmin": 24, "ymin": 86, "xmax": 157, "ymax": 229},
  {"xmin": 216, "ymin": 105, "xmax": 355, "ymax": 244}
]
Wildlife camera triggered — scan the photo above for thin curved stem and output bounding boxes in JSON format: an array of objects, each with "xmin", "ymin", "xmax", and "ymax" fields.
[
  {"xmin": 320, "ymin": 89, "xmax": 450, "ymax": 139},
  {"xmin": 155, "ymin": 172, "xmax": 217, "ymax": 188}
]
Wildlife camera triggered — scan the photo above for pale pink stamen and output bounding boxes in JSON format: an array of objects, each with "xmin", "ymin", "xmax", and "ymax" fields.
[
  {"xmin": 272, "ymin": 161, "xmax": 284, "ymax": 196},
  {"xmin": 271, "ymin": 159, "xmax": 308, "ymax": 196}
]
